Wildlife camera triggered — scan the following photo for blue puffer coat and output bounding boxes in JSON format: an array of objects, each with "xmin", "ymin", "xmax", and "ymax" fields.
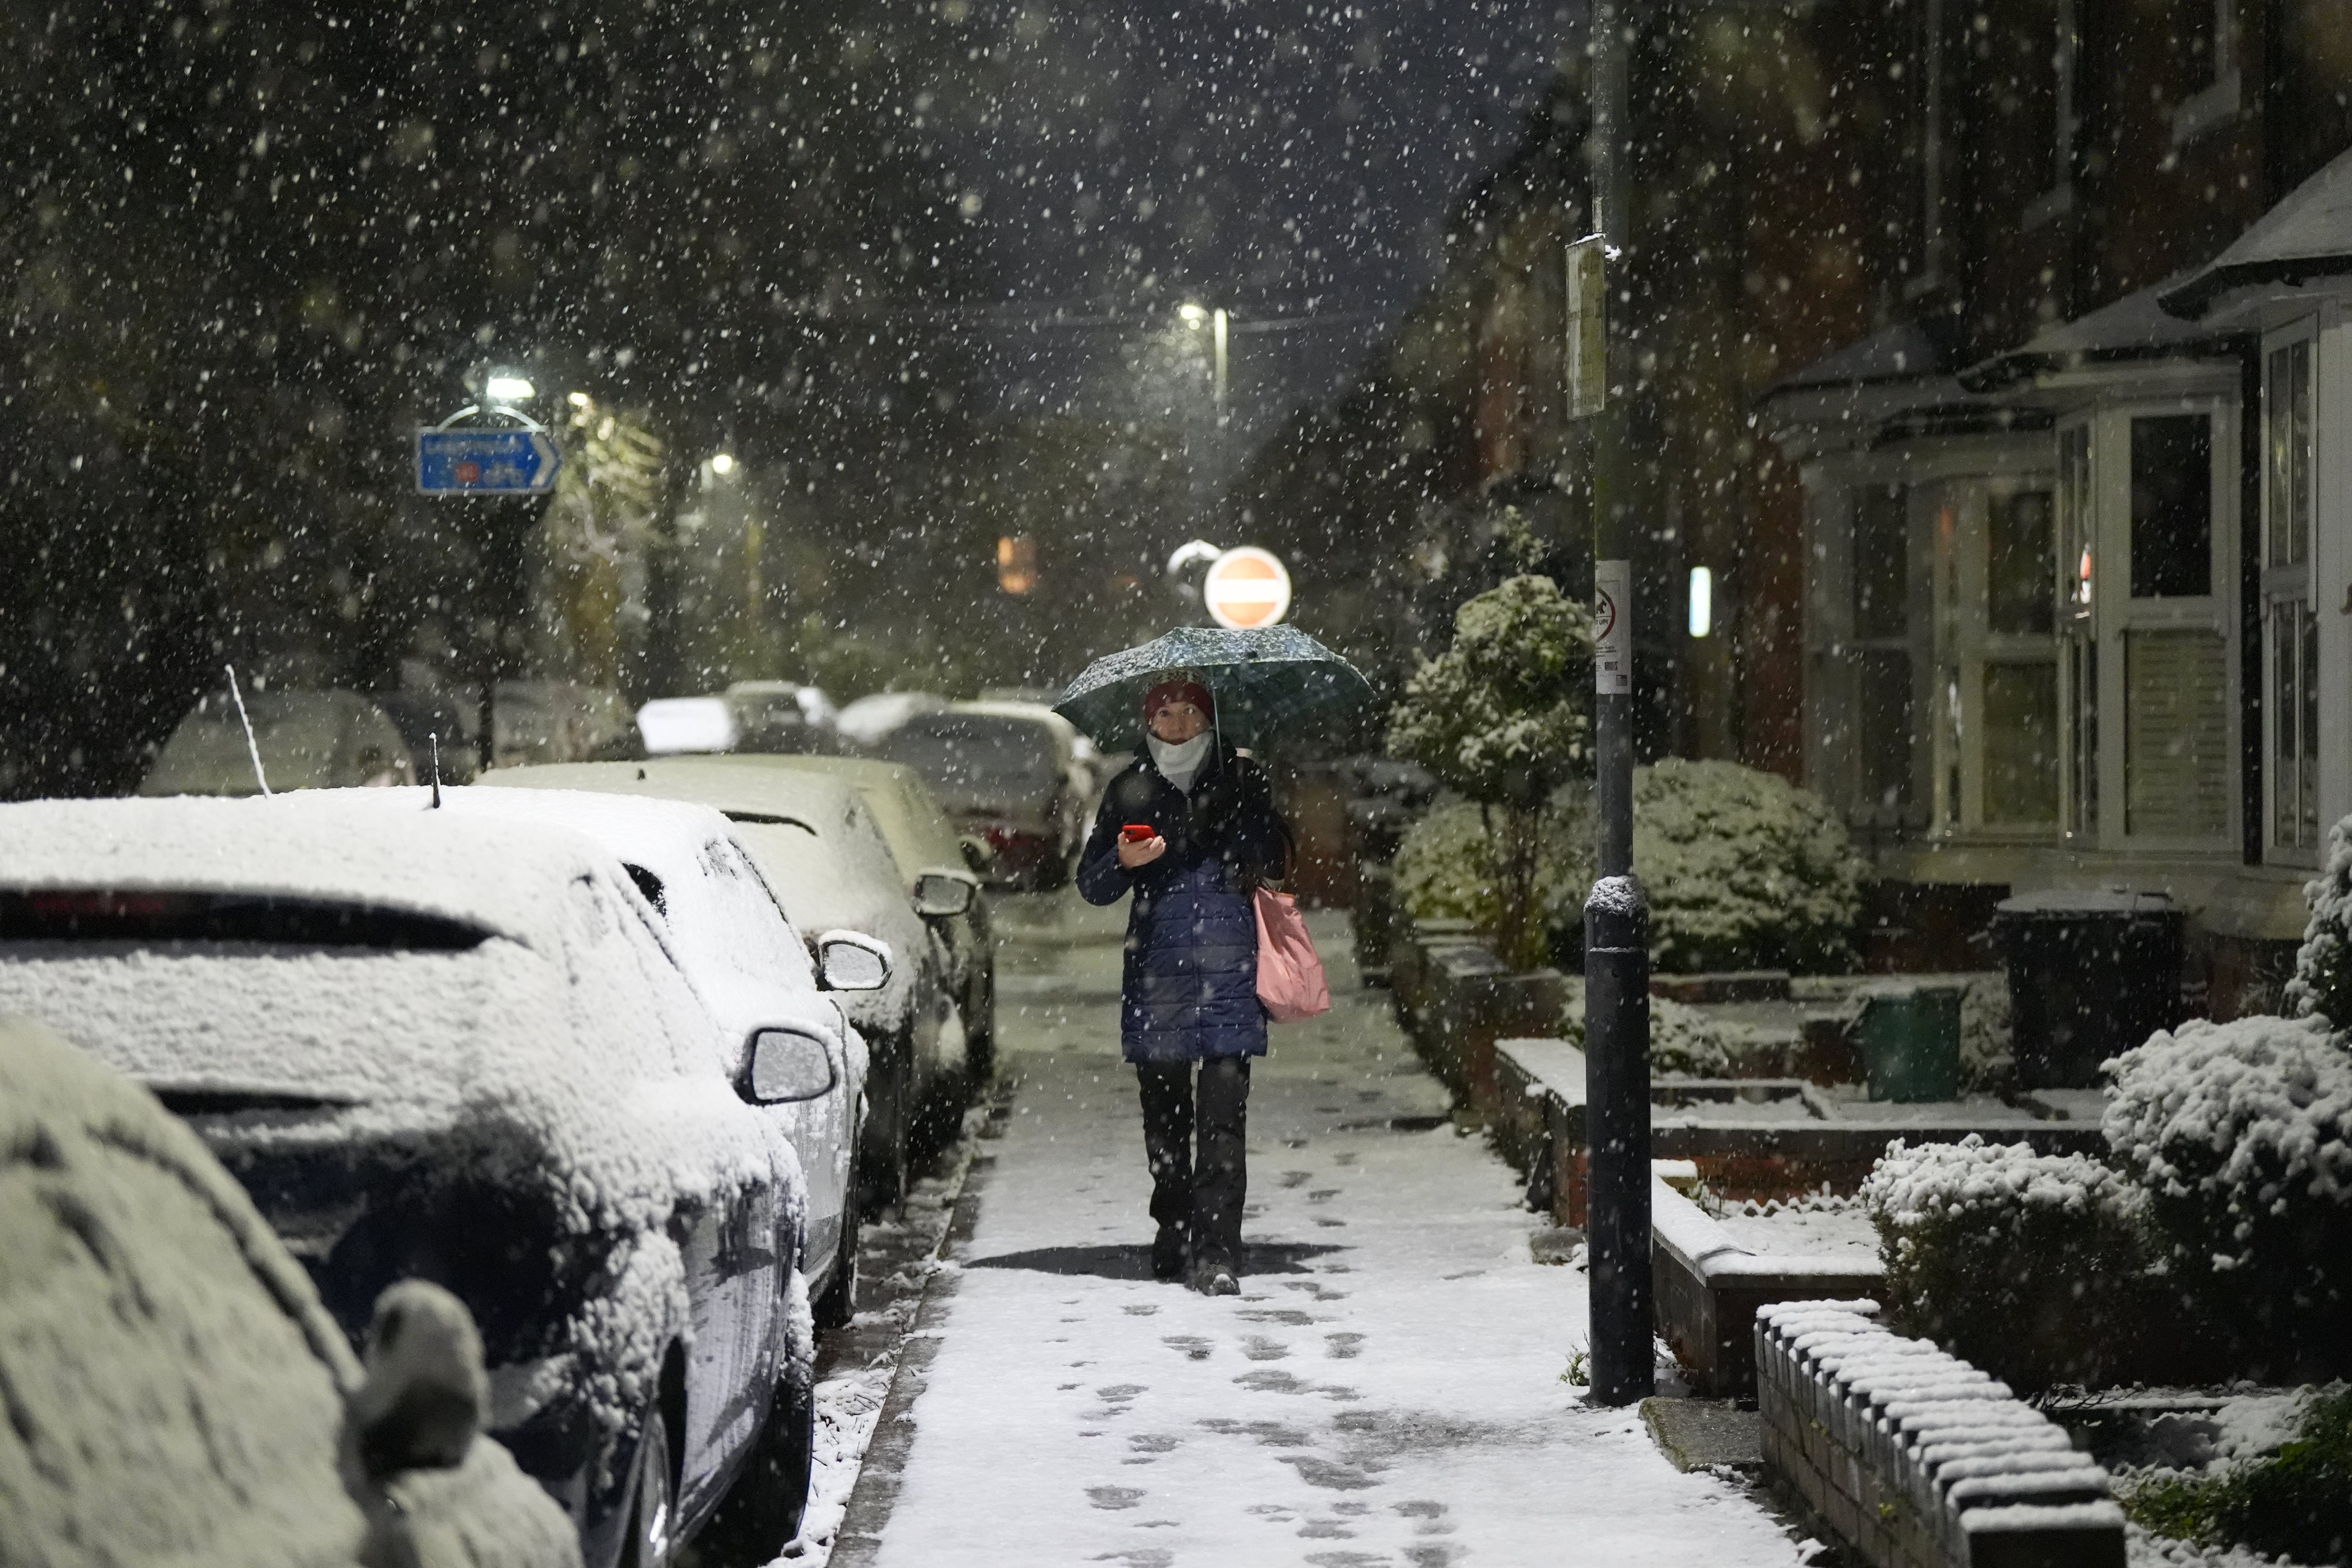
[{"xmin": 1076, "ymin": 746, "xmax": 1289, "ymax": 1063}]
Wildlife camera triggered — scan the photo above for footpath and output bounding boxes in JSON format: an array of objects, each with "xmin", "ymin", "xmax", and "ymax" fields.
[{"xmin": 834, "ymin": 893, "xmax": 1810, "ymax": 1567}]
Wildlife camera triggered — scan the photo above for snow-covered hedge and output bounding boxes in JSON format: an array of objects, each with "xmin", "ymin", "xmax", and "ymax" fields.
[
  {"xmin": 2289, "ymin": 818, "xmax": 2352, "ymax": 1028},
  {"xmin": 1393, "ymin": 760, "xmax": 1866, "ymax": 976},
  {"xmin": 1555, "ymin": 977, "xmax": 1734, "ymax": 1077},
  {"xmin": 1390, "ymin": 793, "xmax": 1592, "ymax": 952},
  {"xmin": 2103, "ymin": 1015, "xmax": 2352, "ymax": 1371},
  {"xmin": 1861, "ymin": 1135, "xmax": 2156, "ymax": 1390},
  {"xmin": 1630, "ymin": 759, "xmax": 1866, "ymax": 974}
]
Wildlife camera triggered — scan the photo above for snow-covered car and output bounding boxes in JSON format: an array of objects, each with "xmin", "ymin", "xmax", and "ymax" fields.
[
  {"xmin": 438, "ymin": 785, "xmax": 874, "ymax": 1327},
  {"xmin": 872, "ymin": 701, "xmax": 1089, "ymax": 889},
  {"xmin": 140, "ymin": 687, "xmax": 416, "ymax": 796},
  {"xmin": 0, "ymin": 794, "xmax": 863, "ymax": 1568},
  {"xmin": 0, "ymin": 1014, "xmax": 579, "ymax": 1568},
  {"xmin": 479, "ymin": 759, "xmax": 968, "ymax": 1204},
  {"xmin": 725, "ymin": 681, "xmax": 840, "ymax": 753},
  {"xmin": 717, "ymin": 753, "xmax": 997, "ymax": 1080}
]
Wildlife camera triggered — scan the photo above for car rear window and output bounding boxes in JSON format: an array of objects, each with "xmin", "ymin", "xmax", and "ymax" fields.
[
  {"xmin": 877, "ymin": 716, "xmax": 1057, "ymax": 784},
  {"xmin": 0, "ymin": 891, "xmax": 489, "ymax": 950}
]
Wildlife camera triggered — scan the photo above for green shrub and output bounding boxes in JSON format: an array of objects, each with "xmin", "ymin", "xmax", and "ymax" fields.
[
  {"xmin": 1387, "ymin": 575, "xmax": 1594, "ymax": 969},
  {"xmin": 2119, "ymin": 1387, "xmax": 2352, "ymax": 1565},
  {"xmin": 1392, "ymin": 793, "xmax": 1593, "ymax": 946},
  {"xmin": 2289, "ymin": 818, "xmax": 2352, "ymax": 1028},
  {"xmin": 1860, "ymin": 1136, "xmax": 2160, "ymax": 1390},
  {"xmin": 2103, "ymin": 1014, "xmax": 2352, "ymax": 1377},
  {"xmin": 1555, "ymin": 978, "xmax": 1735, "ymax": 1077}
]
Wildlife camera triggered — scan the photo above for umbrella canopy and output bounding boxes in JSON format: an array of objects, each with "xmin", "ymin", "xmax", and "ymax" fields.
[{"xmin": 1053, "ymin": 625, "xmax": 1374, "ymax": 750}]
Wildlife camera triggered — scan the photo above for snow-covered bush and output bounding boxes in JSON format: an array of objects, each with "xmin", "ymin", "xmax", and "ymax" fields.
[
  {"xmin": 1611, "ymin": 759, "xmax": 1867, "ymax": 974},
  {"xmin": 2121, "ymin": 1386, "xmax": 2352, "ymax": 1566},
  {"xmin": 2288, "ymin": 817, "xmax": 2352, "ymax": 1028},
  {"xmin": 1388, "ymin": 575, "xmax": 1593, "ymax": 969},
  {"xmin": 2104, "ymin": 1015, "xmax": 2352, "ymax": 1373},
  {"xmin": 1392, "ymin": 791, "xmax": 1593, "ymax": 958},
  {"xmin": 1554, "ymin": 976, "xmax": 1734, "ymax": 1077},
  {"xmin": 1861, "ymin": 1135, "xmax": 2157, "ymax": 1390}
]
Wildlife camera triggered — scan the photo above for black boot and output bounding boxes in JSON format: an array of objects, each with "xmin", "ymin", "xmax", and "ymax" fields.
[{"xmin": 1152, "ymin": 1223, "xmax": 1189, "ymax": 1282}]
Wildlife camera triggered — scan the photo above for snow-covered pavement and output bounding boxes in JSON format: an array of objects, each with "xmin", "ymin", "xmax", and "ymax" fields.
[{"xmin": 833, "ymin": 896, "xmax": 1809, "ymax": 1567}]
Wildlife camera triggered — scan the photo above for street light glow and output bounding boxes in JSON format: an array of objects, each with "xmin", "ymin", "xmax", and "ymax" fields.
[
  {"xmin": 566, "ymin": 390, "xmax": 592, "ymax": 408},
  {"xmin": 484, "ymin": 375, "xmax": 536, "ymax": 404},
  {"xmin": 1178, "ymin": 303, "xmax": 1207, "ymax": 326},
  {"xmin": 710, "ymin": 452, "xmax": 736, "ymax": 475},
  {"xmin": 1688, "ymin": 566, "xmax": 1713, "ymax": 638}
]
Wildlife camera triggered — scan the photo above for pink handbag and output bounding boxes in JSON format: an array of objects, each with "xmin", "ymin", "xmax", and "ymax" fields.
[{"xmin": 1254, "ymin": 886, "xmax": 1332, "ymax": 1022}]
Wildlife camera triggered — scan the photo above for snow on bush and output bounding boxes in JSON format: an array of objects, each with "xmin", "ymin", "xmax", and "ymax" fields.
[
  {"xmin": 2103, "ymin": 1015, "xmax": 2352, "ymax": 1372},
  {"xmin": 1629, "ymin": 759, "xmax": 1866, "ymax": 974},
  {"xmin": 1392, "ymin": 792, "xmax": 1592, "ymax": 955},
  {"xmin": 2287, "ymin": 817, "xmax": 2352, "ymax": 1027},
  {"xmin": 1862, "ymin": 1135, "xmax": 2155, "ymax": 1390},
  {"xmin": 1554, "ymin": 976, "xmax": 1734, "ymax": 1077}
]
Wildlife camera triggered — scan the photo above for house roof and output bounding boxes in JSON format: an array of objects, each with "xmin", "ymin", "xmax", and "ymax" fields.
[
  {"xmin": 1962, "ymin": 273, "xmax": 2240, "ymax": 389},
  {"xmin": 1763, "ymin": 319, "xmax": 1954, "ymax": 398},
  {"xmin": 2160, "ymin": 145, "xmax": 2352, "ymax": 318}
]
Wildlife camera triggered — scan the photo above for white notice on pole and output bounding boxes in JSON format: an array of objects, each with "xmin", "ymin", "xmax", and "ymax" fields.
[{"xmin": 1594, "ymin": 559, "xmax": 1632, "ymax": 695}]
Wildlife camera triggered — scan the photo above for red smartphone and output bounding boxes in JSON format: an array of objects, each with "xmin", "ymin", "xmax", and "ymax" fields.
[{"xmin": 1121, "ymin": 823, "xmax": 1158, "ymax": 844}]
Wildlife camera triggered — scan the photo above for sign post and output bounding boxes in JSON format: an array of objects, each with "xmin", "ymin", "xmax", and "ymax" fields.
[
  {"xmin": 415, "ymin": 424, "xmax": 562, "ymax": 495},
  {"xmin": 1201, "ymin": 546, "xmax": 1293, "ymax": 630},
  {"xmin": 1582, "ymin": 0, "xmax": 1655, "ymax": 1410}
]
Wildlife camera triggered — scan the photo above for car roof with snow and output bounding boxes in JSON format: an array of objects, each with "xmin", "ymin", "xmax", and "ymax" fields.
[
  {"xmin": 476, "ymin": 759, "xmax": 909, "ymax": 938},
  {"xmin": 0, "ymin": 792, "xmax": 612, "ymax": 953},
  {"xmin": 435, "ymin": 784, "xmax": 823, "ymax": 1009},
  {"xmin": 647, "ymin": 754, "xmax": 970, "ymax": 884}
]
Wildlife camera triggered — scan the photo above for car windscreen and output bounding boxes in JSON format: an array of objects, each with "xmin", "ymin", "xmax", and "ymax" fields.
[
  {"xmin": 0, "ymin": 890, "xmax": 488, "ymax": 949},
  {"xmin": 875, "ymin": 716, "xmax": 1058, "ymax": 789}
]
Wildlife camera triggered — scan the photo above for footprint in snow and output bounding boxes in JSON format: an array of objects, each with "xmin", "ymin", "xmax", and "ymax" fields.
[
  {"xmin": 1404, "ymin": 1546, "xmax": 1466, "ymax": 1566},
  {"xmin": 1282, "ymin": 1455, "xmax": 1378, "ymax": 1490},
  {"xmin": 1332, "ymin": 1152, "xmax": 1360, "ymax": 1166},
  {"xmin": 1161, "ymin": 1335, "xmax": 1212, "ymax": 1361},
  {"xmin": 1308, "ymin": 1189, "xmax": 1342, "ymax": 1203},
  {"xmin": 1314, "ymin": 1217, "xmax": 1348, "ymax": 1228},
  {"xmin": 1088, "ymin": 1550, "xmax": 1171, "ymax": 1566},
  {"xmin": 1096, "ymin": 1384, "xmax": 1147, "ymax": 1400},
  {"xmin": 1325, "ymin": 1332, "xmax": 1366, "ymax": 1359},
  {"xmin": 1298, "ymin": 1519, "xmax": 1356, "ymax": 1538},
  {"xmin": 1200, "ymin": 1417, "xmax": 1307, "ymax": 1446},
  {"xmin": 1128, "ymin": 1433, "xmax": 1180, "ymax": 1453},
  {"xmin": 1394, "ymin": 1500, "xmax": 1452, "ymax": 1534},
  {"xmin": 1303, "ymin": 1552, "xmax": 1387, "ymax": 1567},
  {"xmin": 1278, "ymin": 1170, "xmax": 1313, "ymax": 1189},
  {"xmin": 1233, "ymin": 1368, "xmax": 1303, "ymax": 1393},
  {"xmin": 1086, "ymin": 1485, "xmax": 1146, "ymax": 1510},
  {"xmin": 1241, "ymin": 1335, "xmax": 1291, "ymax": 1361},
  {"xmin": 1123, "ymin": 1304, "xmax": 1159, "ymax": 1316},
  {"xmin": 1239, "ymin": 1308, "xmax": 1318, "ymax": 1327}
]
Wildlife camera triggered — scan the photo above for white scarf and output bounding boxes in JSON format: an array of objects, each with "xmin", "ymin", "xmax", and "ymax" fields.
[{"xmin": 1147, "ymin": 732, "xmax": 1212, "ymax": 793}]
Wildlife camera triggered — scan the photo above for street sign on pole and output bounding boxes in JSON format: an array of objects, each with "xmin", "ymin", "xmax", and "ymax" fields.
[
  {"xmin": 415, "ymin": 428, "xmax": 562, "ymax": 495},
  {"xmin": 1566, "ymin": 236, "xmax": 1609, "ymax": 420},
  {"xmin": 1202, "ymin": 546, "xmax": 1292, "ymax": 629}
]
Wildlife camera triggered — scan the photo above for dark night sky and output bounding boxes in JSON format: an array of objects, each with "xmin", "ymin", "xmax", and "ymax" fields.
[{"xmin": 912, "ymin": 0, "xmax": 1584, "ymax": 486}]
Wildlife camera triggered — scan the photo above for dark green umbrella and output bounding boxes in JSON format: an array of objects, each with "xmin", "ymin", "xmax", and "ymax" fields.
[{"xmin": 1053, "ymin": 625, "xmax": 1374, "ymax": 750}]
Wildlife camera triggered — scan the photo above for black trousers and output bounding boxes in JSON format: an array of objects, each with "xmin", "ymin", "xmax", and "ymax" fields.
[{"xmin": 1136, "ymin": 1056, "xmax": 1251, "ymax": 1270}]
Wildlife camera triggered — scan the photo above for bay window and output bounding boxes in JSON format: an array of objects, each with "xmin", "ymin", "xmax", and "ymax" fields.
[{"xmin": 2263, "ymin": 325, "xmax": 2320, "ymax": 859}]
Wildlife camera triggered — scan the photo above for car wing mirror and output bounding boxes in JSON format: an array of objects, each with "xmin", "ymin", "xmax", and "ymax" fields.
[
  {"xmin": 743, "ymin": 1026, "xmax": 837, "ymax": 1104},
  {"xmin": 912, "ymin": 869, "xmax": 976, "ymax": 918},
  {"xmin": 817, "ymin": 929, "xmax": 893, "ymax": 991}
]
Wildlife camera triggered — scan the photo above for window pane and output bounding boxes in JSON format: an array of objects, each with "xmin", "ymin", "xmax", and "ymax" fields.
[
  {"xmin": 2067, "ymin": 639, "xmax": 2098, "ymax": 838},
  {"xmin": 2125, "ymin": 628, "xmax": 2229, "ymax": 839},
  {"xmin": 2266, "ymin": 341, "xmax": 2314, "ymax": 570},
  {"xmin": 1984, "ymin": 662, "xmax": 2058, "ymax": 826},
  {"xmin": 2129, "ymin": 414, "xmax": 2212, "ymax": 598},
  {"xmin": 1856, "ymin": 649, "xmax": 1913, "ymax": 811},
  {"xmin": 2059, "ymin": 426, "xmax": 2094, "ymax": 621},
  {"xmin": 1853, "ymin": 484, "xmax": 1909, "ymax": 638},
  {"xmin": 1988, "ymin": 490, "xmax": 2056, "ymax": 635},
  {"xmin": 2292, "ymin": 339, "xmax": 2312, "ymax": 566},
  {"xmin": 2274, "ymin": 609, "xmax": 2299, "ymax": 847}
]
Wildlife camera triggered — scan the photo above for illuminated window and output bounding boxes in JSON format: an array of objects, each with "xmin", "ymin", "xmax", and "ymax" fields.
[{"xmin": 996, "ymin": 535, "xmax": 1036, "ymax": 595}]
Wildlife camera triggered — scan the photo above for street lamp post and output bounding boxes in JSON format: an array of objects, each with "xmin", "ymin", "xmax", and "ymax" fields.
[{"xmin": 1582, "ymin": 0, "xmax": 1655, "ymax": 1408}]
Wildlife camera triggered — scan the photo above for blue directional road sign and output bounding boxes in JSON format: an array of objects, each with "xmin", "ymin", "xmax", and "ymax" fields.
[{"xmin": 415, "ymin": 428, "xmax": 562, "ymax": 495}]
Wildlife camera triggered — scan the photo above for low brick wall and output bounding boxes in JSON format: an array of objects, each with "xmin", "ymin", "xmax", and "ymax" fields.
[
  {"xmin": 1757, "ymin": 1300, "xmax": 2125, "ymax": 1568},
  {"xmin": 1651, "ymin": 1176, "xmax": 1881, "ymax": 1398}
]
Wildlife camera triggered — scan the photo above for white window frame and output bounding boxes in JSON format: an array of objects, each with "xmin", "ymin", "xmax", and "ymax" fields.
[
  {"xmin": 2056, "ymin": 394, "xmax": 2242, "ymax": 855},
  {"xmin": 1929, "ymin": 474, "xmax": 2063, "ymax": 840},
  {"xmin": 2262, "ymin": 319, "xmax": 2322, "ymax": 863},
  {"xmin": 2171, "ymin": 0, "xmax": 2240, "ymax": 145}
]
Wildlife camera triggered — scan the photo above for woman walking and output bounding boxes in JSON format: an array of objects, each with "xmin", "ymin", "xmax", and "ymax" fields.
[{"xmin": 1077, "ymin": 675, "xmax": 1289, "ymax": 1296}]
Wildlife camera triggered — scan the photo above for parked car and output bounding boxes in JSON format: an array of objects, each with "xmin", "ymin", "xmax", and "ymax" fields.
[
  {"xmin": 832, "ymin": 690, "xmax": 947, "ymax": 751},
  {"xmin": 492, "ymin": 680, "xmax": 644, "ymax": 769},
  {"xmin": 371, "ymin": 689, "xmax": 482, "ymax": 784},
  {"xmin": 0, "ymin": 1015, "xmax": 580, "ymax": 1568},
  {"xmin": 479, "ymin": 759, "xmax": 967, "ymax": 1205},
  {"xmin": 440, "ymin": 785, "xmax": 872, "ymax": 1327},
  {"xmin": 872, "ymin": 701, "xmax": 1089, "ymax": 889},
  {"xmin": 713, "ymin": 754, "xmax": 996, "ymax": 1080},
  {"xmin": 726, "ymin": 681, "xmax": 839, "ymax": 753},
  {"xmin": 0, "ymin": 793, "xmax": 877, "ymax": 1568},
  {"xmin": 141, "ymin": 688, "xmax": 415, "ymax": 796}
]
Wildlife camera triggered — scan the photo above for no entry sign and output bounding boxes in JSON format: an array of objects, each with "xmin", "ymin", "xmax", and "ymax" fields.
[{"xmin": 1202, "ymin": 546, "xmax": 1292, "ymax": 630}]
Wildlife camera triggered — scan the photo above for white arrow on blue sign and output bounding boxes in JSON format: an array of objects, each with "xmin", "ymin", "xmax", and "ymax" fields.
[{"xmin": 415, "ymin": 428, "xmax": 563, "ymax": 495}]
